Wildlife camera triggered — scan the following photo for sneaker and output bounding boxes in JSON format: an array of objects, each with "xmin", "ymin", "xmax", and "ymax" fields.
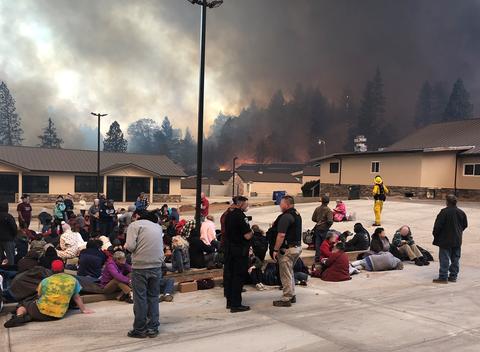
[
  {"xmin": 448, "ymin": 277, "xmax": 457, "ymax": 283},
  {"xmin": 146, "ymin": 329, "xmax": 159, "ymax": 338},
  {"xmin": 290, "ymin": 295, "xmax": 296, "ymax": 304},
  {"xmin": 260, "ymin": 283, "xmax": 266, "ymax": 290},
  {"xmin": 230, "ymin": 305, "xmax": 250, "ymax": 313},
  {"xmin": 299, "ymin": 281, "xmax": 308, "ymax": 286},
  {"xmin": 372, "ymin": 223, "xmax": 381, "ymax": 227},
  {"xmin": 162, "ymin": 294, "xmax": 174, "ymax": 302},
  {"xmin": 414, "ymin": 258, "xmax": 424, "ymax": 266},
  {"xmin": 273, "ymin": 300, "xmax": 292, "ymax": 307},
  {"xmin": 422, "ymin": 257, "xmax": 430, "ymax": 266},
  {"xmin": 255, "ymin": 284, "xmax": 263, "ymax": 291},
  {"xmin": 432, "ymin": 278, "xmax": 448, "ymax": 284},
  {"xmin": 125, "ymin": 292, "xmax": 134, "ymax": 304},
  {"xmin": 127, "ymin": 330, "xmax": 147, "ymax": 339},
  {"xmin": 4, "ymin": 314, "xmax": 31, "ymax": 328}
]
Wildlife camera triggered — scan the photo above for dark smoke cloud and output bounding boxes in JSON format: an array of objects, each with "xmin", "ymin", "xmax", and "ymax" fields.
[{"xmin": 1, "ymin": 0, "xmax": 480, "ymax": 150}]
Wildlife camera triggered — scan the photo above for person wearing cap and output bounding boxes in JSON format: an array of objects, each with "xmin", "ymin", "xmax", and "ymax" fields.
[
  {"xmin": 4, "ymin": 260, "xmax": 93, "ymax": 328},
  {"xmin": 311, "ymin": 195, "xmax": 333, "ymax": 263},
  {"xmin": 17, "ymin": 194, "xmax": 32, "ymax": 229}
]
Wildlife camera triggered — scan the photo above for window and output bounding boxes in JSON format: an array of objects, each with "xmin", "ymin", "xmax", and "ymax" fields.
[
  {"xmin": 371, "ymin": 161, "xmax": 380, "ymax": 173},
  {"xmin": 464, "ymin": 164, "xmax": 480, "ymax": 176},
  {"xmin": 153, "ymin": 178, "xmax": 170, "ymax": 194},
  {"xmin": 75, "ymin": 176, "xmax": 104, "ymax": 193},
  {"xmin": 22, "ymin": 175, "xmax": 49, "ymax": 193},
  {"xmin": 329, "ymin": 162, "xmax": 339, "ymax": 174}
]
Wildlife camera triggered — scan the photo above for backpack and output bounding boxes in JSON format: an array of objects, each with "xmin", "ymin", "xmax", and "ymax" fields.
[
  {"xmin": 252, "ymin": 233, "xmax": 268, "ymax": 259},
  {"xmin": 197, "ymin": 278, "xmax": 215, "ymax": 290},
  {"xmin": 263, "ymin": 262, "xmax": 280, "ymax": 286},
  {"xmin": 374, "ymin": 184, "xmax": 387, "ymax": 201},
  {"xmin": 303, "ymin": 229, "xmax": 314, "ymax": 245}
]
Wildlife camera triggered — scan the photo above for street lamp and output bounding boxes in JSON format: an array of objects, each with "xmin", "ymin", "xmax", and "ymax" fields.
[
  {"xmin": 318, "ymin": 139, "xmax": 326, "ymax": 157},
  {"xmin": 186, "ymin": 0, "xmax": 224, "ymax": 234},
  {"xmin": 91, "ymin": 112, "xmax": 108, "ymax": 198},
  {"xmin": 232, "ymin": 156, "xmax": 238, "ymax": 197}
]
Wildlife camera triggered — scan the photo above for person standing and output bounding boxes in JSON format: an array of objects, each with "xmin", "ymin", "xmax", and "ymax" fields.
[
  {"xmin": 432, "ymin": 194, "xmax": 468, "ymax": 284},
  {"xmin": 53, "ymin": 195, "xmax": 66, "ymax": 226},
  {"xmin": 200, "ymin": 192, "xmax": 209, "ymax": 222},
  {"xmin": 17, "ymin": 195, "xmax": 32, "ymax": 229},
  {"xmin": 311, "ymin": 195, "xmax": 333, "ymax": 262},
  {"xmin": 271, "ymin": 195, "xmax": 302, "ymax": 307},
  {"xmin": 64, "ymin": 193, "xmax": 75, "ymax": 219},
  {"xmin": 89, "ymin": 199, "xmax": 100, "ymax": 236},
  {"xmin": 125, "ymin": 211, "xmax": 164, "ymax": 338},
  {"xmin": 0, "ymin": 202, "xmax": 18, "ymax": 265},
  {"xmin": 372, "ymin": 175, "xmax": 389, "ymax": 226},
  {"xmin": 99, "ymin": 199, "xmax": 116, "ymax": 242},
  {"xmin": 223, "ymin": 196, "xmax": 252, "ymax": 313}
]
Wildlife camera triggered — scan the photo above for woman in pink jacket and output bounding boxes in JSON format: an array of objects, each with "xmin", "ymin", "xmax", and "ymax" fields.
[{"xmin": 333, "ymin": 200, "xmax": 347, "ymax": 222}]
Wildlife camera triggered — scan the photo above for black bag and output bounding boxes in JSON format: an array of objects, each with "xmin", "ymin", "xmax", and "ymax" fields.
[
  {"xmin": 303, "ymin": 229, "xmax": 314, "ymax": 245},
  {"xmin": 252, "ymin": 233, "xmax": 268, "ymax": 260},
  {"xmin": 197, "ymin": 278, "xmax": 215, "ymax": 290},
  {"xmin": 266, "ymin": 227, "xmax": 278, "ymax": 258},
  {"xmin": 417, "ymin": 245, "xmax": 434, "ymax": 262},
  {"xmin": 263, "ymin": 262, "xmax": 280, "ymax": 286}
]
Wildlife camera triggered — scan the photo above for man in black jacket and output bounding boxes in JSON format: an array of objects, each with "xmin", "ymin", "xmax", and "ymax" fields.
[
  {"xmin": 432, "ymin": 194, "xmax": 468, "ymax": 284},
  {"xmin": 0, "ymin": 202, "xmax": 18, "ymax": 265}
]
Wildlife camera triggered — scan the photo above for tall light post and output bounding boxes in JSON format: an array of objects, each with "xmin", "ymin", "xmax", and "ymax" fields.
[
  {"xmin": 318, "ymin": 139, "xmax": 326, "ymax": 157},
  {"xmin": 91, "ymin": 112, "xmax": 108, "ymax": 198},
  {"xmin": 232, "ymin": 156, "xmax": 238, "ymax": 197},
  {"xmin": 187, "ymin": 0, "xmax": 224, "ymax": 233}
]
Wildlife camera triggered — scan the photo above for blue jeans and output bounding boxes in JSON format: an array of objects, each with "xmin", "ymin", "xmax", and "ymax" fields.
[
  {"xmin": 314, "ymin": 229, "xmax": 328, "ymax": 262},
  {"xmin": 131, "ymin": 267, "xmax": 162, "ymax": 333},
  {"xmin": 159, "ymin": 277, "xmax": 174, "ymax": 295},
  {"xmin": 439, "ymin": 247, "xmax": 461, "ymax": 280}
]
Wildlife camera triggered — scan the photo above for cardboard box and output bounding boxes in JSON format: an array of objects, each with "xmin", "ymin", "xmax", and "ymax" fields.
[{"xmin": 178, "ymin": 281, "xmax": 198, "ymax": 293}]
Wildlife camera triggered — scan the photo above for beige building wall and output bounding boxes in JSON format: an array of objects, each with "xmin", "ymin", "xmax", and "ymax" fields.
[
  {"xmin": 105, "ymin": 166, "xmax": 153, "ymax": 178},
  {"xmin": 457, "ymin": 155, "xmax": 480, "ymax": 190},
  {"xmin": 0, "ymin": 162, "xmax": 21, "ymax": 173},
  {"xmin": 419, "ymin": 152, "xmax": 456, "ymax": 188},
  {"xmin": 340, "ymin": 153, "xmax": 423, "ymax": 187},
  {"xmin": 48, "ymin": 173, "xmax": 75, "ymax": 194},
  {"xmin": 169, "ymin": 177, "xmax": 181, "ymax": 195},
  {"xmin": 247, "ymin": 182, "xmax": 302, "ymax": 196},
  {"xmin": 320, "ymin": 158, "xmax": 341, "ymax": 184},
  {"xmin": 181, "ymin": 188, "xmax": 196, "ymax": 197}
]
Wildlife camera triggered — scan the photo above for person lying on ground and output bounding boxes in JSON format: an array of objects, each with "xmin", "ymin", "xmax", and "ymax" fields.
[
  {"xmin": 392, "ymin": 225, "xmax": 429, "ymax": 266},
  {"xmin": 351, "ymin": 251, "xmax": 404, "ymax": 271},
  {"xmin": 344, "ymin": 223, "xmax": 371, "ymax": 252},
  {"xmin": 320, "ymin": 243, "xmax": 351, "ymax": 282},
  {"xmin": 100, "ymin": 251, "xmax": 133, "ymax": 303},
  {"xmin": 4, "ymin": 260, "xmax": 93, "ymax": 328}
]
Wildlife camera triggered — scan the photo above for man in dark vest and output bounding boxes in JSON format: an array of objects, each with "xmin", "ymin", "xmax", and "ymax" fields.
[
  {"xmin": 223, "ymin": 196, "xmax": 253, "ymax": 313},
  {"xmin": 271, "ymin": 195, "xmax": 302, "ymax": 307}
]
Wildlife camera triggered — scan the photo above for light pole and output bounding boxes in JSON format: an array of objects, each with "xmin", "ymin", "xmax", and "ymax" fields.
[
  {"xmin": 187, "ymin": 0, "xmax": 224, "ymax": 234},
  {"xmin": 318, "ymin": 139, "xmax": 326, "ymax": 157},
  {"xmin": 91, "ymin": 112, "xmax": 108, "ymax": 198},
  {"xmin": 232, "ymin": 156, "xmax": 238, "ymax": 197}
]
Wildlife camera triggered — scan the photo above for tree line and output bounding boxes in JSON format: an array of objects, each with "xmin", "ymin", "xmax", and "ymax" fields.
[{"xmin": 0, "ymin": 71, "xmax": 476, "ymax": 174}]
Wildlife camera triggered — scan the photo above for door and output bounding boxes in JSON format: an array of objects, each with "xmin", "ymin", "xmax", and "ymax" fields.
[
  {"xmin": 126, "ymin": 177, "xmax": 150, "ymax": 202},
  {"xmin": 0, "ymin": 174, "xmax": 18, "ymax": 203},
  {"xmin": 107, "ymin": 176, "xmax": 124, "ymax": 202}
]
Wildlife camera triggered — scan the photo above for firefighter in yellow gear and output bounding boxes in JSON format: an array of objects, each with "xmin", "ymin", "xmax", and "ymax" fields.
[{"xmin": 372, "ymin": 175, "xmax": 389, "ymax": 226}]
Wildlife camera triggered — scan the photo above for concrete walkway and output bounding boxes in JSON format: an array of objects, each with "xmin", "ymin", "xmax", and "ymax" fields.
[{"xmin": 2, "ymin": 199, "xmax": 480, "ymax": 351}]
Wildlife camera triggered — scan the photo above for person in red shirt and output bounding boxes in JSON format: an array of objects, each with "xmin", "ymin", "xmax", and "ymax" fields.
[
  {"xmin": 319, "ymin": 232, "xmax": 337, "ymax": 260},
  {"xmin": 17, "ymin": 194, "xmax": 32, "ymax": 229},
  {"xmin": 200, "ymin": 192, "xmax": 209, "ymax": 221},
  {"xmin": 321, "ymin": 243, "xmax": 351, "ymax": 282}
]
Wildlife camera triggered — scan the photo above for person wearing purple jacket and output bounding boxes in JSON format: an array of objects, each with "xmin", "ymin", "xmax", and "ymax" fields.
[{"xmin": 100, "ymin": 251, "xmax": 133, "ymax": 303}]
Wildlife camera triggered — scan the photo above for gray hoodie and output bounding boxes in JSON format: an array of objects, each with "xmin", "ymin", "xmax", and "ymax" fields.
[{"xmin": 125, "ymin": 219, "xmax": 164, "ymax": 269}]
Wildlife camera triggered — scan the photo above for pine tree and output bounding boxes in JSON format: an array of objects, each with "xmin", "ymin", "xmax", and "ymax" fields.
[
  {"xmin": 431, "ymin": 81, "xmax": 448, "ymax": 122},
  {"xmin": 38, "ymin": 118, "xmax": 63, "ymax": 148},
  {"xmin": 444, "ymin": 78, "xmax": 474, "ymax": 121},
  {"xmin": 103, "ymin": 121, "xmax": 128, "ymax": 152},
  {"xmin": 0, "ymin": 81, "xmax": 23, "ymax": 145},
  {"xmin": 179, "ymin": 128, "xmax": 196, "ymax": 174},
  {"xmin": 414, "ymin": 81, "xmax": 433, "ymax": 127}
]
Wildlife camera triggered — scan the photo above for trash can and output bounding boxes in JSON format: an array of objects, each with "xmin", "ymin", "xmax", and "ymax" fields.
[
  {"xmin": 273, "ymin": 191, "xmax": 286, "ymax": 205},
  {"xmin": 348, "ymin": 185, "xmax": 361, "ymax": 200}
]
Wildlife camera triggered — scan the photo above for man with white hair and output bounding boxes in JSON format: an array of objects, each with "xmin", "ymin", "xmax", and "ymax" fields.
[{"xmin": 392, "ymin": 225, "xmax": 428, "ymax": 266}]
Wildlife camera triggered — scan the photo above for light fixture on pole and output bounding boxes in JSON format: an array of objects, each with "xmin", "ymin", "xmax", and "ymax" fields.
[
  {"xmin": 186, "ymin": 0, "xmax": 223, "ymax": 234},
  {"xmin": 91, "ymin": 112, "xmax": 108, "ymax": 198}
]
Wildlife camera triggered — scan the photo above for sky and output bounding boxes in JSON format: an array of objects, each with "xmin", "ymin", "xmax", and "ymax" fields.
[{"xmin": 1, "ymin": 0, "xmax": 480, "ymax": 150}]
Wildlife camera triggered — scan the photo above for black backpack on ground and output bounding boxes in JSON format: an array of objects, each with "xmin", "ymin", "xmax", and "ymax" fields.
[{"xmin": 263, "ymin": 262, "xmax": 280, "ymax": 286}]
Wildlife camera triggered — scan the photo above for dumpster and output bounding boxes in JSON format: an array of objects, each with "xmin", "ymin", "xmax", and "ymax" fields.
[
  {"xmin": 348, "ymin": 185, "xmax": 361, "ymax": 200},
  {"xmin": 272, "ymin": 191, "xmax": 286, "ymax": 205}
]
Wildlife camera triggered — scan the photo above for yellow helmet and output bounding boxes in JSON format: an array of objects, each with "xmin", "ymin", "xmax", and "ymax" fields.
[{"xmin": 374, "ymin": 175, "xmax": 383, "ymax": 185}]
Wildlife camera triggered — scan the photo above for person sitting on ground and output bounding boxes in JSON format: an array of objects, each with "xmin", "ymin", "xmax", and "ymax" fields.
[
  {"xmin": 333, "ymin": 200, "xmax": 347, "ymax": 222},
  {"xmin": 320, "ymin": 243, "xmax": 351, "ymax": 282},
  {"xmin": 78, "ymin": 239, "xmax": 107, "ymax": 280},
  {"xmin": 38, "ymin": 208, "xmax": 53, "ymax": 234},
  {"xmin": 351, "ymin": 251, "xmax": 404, "ymax": 272},
  {"xmin": 4, "ymin": 260, "xmax": 93, "ymax": 328},
  {"xmin": 169, "ymin": 208, "xmax": 180, "ymax": 223},
  {"xmin": 56, "ymin": 222, "xmax": 86, "ymax": 260},
  {"xmin": 293, "ymin": 257, "xmax": 309, "ymax": 286},
  {"xmin": 344, "ymin": 223, "xmax": 371, "ymax": 252},
  {"xmin": 188, "ymin": 229, "xmax": 215, "ymax": 269},
  {"xmin": 30, "ymin": 233, "xmax": 47, "ymax": 257},
  {"xmin": 17, "ymin": 250, "xmax": 40, "ymax": 273},
  {"xmin": 251, "ymin": 225, "xmax": 268, "ymax": 261},
  {"xmin": 200, "ymin": 215, "xmax": 219, "ymax": 250},
  {"xmin": 170, "ymin": 234, "xmax": 190, "ymax": 273},
  {"xmin": 159, "ymin": 263, "xmax": 175, "ymax": 302},
  {"xmin": 319, "ymin": 232, "xmax": 337, "ymax": 260},
  {"xmin": 14, "ymin": 229, "xmax": 29, "ymax": 264},
  {"xmin": 39, "ymin": 245, "xmax": 61, "ymax": 270},
  {"xmin": 369, "ymin": 227, "xmax": 391, "ymax": 254},
  {"xmin": 247, "ymin": 247, "xmax": 265, "ymax": 291},
  {"xmin": 100, "ymin": 251, "xmax": 133, "ymax": 303},
  {"xmin": 392, "ymin": 225, "xmax": 429, "ymax": 266}
]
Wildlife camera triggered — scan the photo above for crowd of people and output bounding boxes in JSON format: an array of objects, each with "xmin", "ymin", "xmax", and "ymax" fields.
[{"xmin": 0, "ymin": 183, "xmax": 469, "ymax": 336}]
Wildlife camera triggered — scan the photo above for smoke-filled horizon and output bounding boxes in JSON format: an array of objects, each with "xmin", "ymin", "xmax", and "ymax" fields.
[{"xmin": 1, "ymin": 0, "xmax": 480, "ymax": 152}]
